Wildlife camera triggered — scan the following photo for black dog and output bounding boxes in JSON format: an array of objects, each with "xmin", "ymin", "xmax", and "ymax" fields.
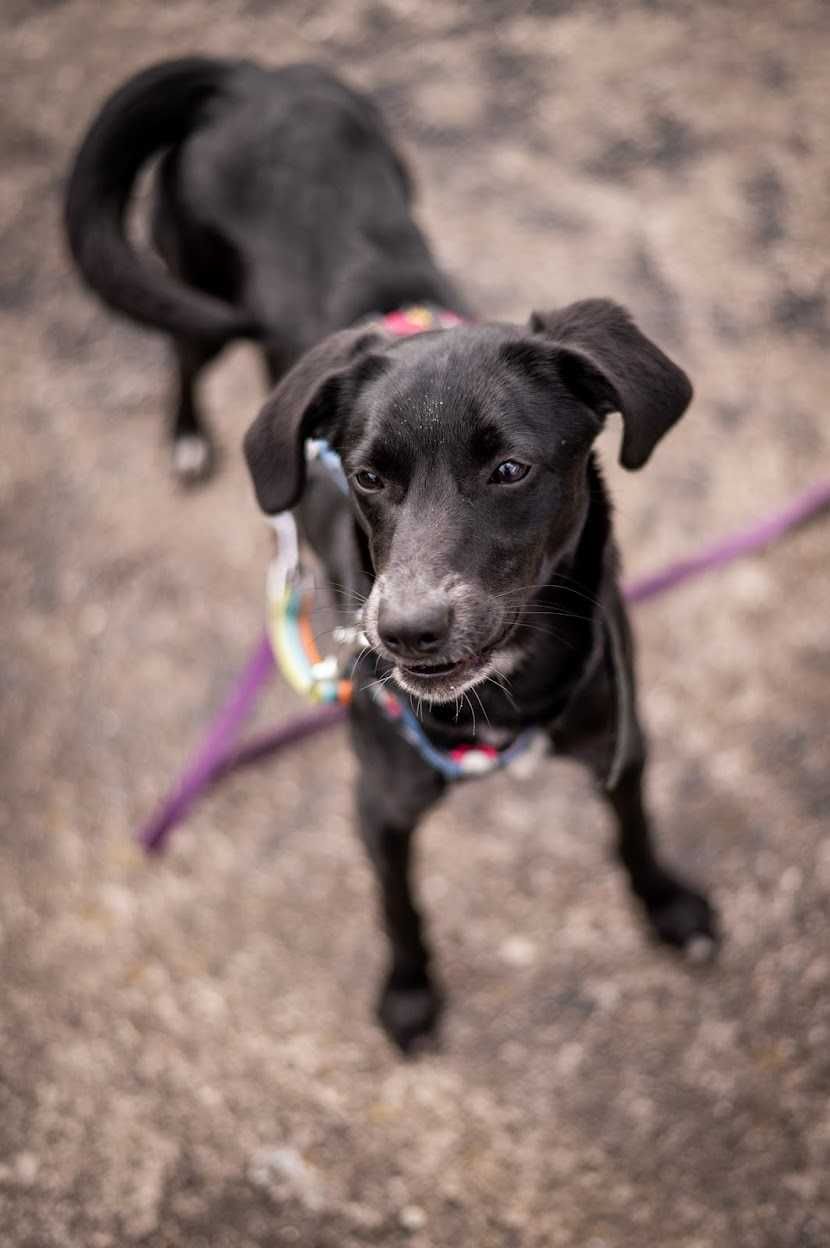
[
  {"xmin": 68, "ymin": 58, "xmax": 718, "ymax": 1051},
  {"xmin": 65, "ymin": 58, "xmax": 459, "ymax": 480},
  {"xmin": 245, "ymin": 306, "xmax": 719, "ymax": 1050}
]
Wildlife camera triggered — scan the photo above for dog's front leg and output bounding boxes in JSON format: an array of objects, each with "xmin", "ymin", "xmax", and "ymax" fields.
[
  {"xmin": 351, "ymin": 696, "xmax": 447, "ymax": 1052},
  {"xmin": 597, "ymin": 598, "xmax": 720, "ymax": 957},
  {"xmin": 606, "ymin": 760, "xmax": 719, "ymax": 959},
  {"xmin": 357, "ymin": 783, "xmax": 444, "ymax": 1051},
  {"xmin": 557, "ymin": 597, "xmax": 719, "ymax": 958}
]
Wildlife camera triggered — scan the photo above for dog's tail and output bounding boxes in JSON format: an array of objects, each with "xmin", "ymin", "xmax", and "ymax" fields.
[{"xmin": 64, "ymin": 57, "xmax": 256, "ymax": 343}]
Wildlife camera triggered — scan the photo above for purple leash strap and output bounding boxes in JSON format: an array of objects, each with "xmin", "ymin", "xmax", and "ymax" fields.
[
  {"xmin": 624, "ymin": 479, "xmax": 830, "ymax": 603},
  {"xmin": 139, "ymin": 634, "xmax": 275, "ymax": 853},
  {"xmin": 137, "ymin": 480, "xmax": 830, "ymax": 852}
]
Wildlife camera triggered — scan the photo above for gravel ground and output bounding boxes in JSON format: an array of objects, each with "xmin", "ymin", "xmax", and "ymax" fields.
[{"xmin": 2, "ymin": 1, "xmax": 829, "ymax": 1245}]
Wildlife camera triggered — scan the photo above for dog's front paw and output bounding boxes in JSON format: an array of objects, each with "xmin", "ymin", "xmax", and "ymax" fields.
[
  {"xmin": 377, "ymin": 972, "xmax": 444, "ymax": 1054},
  {"xmin": 645, "ymin": 879, "xmax": 720, "ymax": 962}
]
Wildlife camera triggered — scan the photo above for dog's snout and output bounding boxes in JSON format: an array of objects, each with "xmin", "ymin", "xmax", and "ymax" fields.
[{"xmin": 377, "ymin": 597, "xmax": 453, "ymax": 659}]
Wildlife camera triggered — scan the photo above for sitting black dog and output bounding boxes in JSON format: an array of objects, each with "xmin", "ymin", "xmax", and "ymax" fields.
[
  {"xmin": 245, "ymin": 304, "xmax": 719, "ymax": 1050},
  {"xmin": 67, "ymin": 58, "xmax": 718, "ymax": 1051}
]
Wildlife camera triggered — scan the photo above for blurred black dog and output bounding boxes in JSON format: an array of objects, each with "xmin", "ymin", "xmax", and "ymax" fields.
[
  {"xmin": 68, "ymin": 58, "xmax": 718, "ymax": 1051},
  {"xmin": 65, "ymin": 58, "xmax": 459, "ymax": 480}
]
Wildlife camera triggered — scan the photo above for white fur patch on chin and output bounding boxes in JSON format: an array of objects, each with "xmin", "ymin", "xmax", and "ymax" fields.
[
  {"xmin": 392, "ymin": 659, "xmax": 494, "ymax": 705},
  {"xmin": 172, "ymin": 435, "xmax": 212, "ymax": 482}
]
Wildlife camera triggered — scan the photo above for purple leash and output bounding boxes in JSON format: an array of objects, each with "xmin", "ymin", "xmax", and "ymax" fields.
[
  {"xmin": 140, "ymin": 634, "xmax": 276, "ymax": 853},
  {"xmin": 138, "ymin": 480, "xmax": 830, "ymax": 852},
  {"xmin": 624, "ymin": 479, "xmax": 830, "ymax": 603}
]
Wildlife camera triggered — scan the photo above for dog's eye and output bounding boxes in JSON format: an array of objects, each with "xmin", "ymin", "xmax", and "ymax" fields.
[
  {"xmin": 489, "ymin": 460, "xmax": 531, "ymax": 485},
  {"xmin": 353, "ymin": 468, "xmax": 385, "ymax": 493}
]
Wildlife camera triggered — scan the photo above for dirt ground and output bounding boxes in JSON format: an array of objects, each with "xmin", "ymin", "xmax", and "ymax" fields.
[{"xmin": 2, "ymin": 1, "xmax": 829, "ymax": 1245}]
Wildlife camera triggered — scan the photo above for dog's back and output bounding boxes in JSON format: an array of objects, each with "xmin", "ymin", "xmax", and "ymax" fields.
[
  {"xmin": 174, "ymin": 64, "xmax": 435, "ymax": 349},
  {"xmin": 65, "ymin": 58, "xmax": 463, "ymax": 479},
  {"xmin": 66, "ymin": 59, "xmax": 458, "ymax": 360}
]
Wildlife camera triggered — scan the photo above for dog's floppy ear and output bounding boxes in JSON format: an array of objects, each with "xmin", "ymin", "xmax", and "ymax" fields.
[
  {"xmin": 244, "ymin": 328, "xmax": 388, "ymax": 514},
  {"xmin": 528, "ymin": 299, "xmax": 693, "ymax": 469}
]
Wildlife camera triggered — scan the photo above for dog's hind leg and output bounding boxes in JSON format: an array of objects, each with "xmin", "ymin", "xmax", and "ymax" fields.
[
  {"xmin": 169, "ymin": 337, "xmax": 222, "ymax": 484},
  {"xmin": 152, "ymin": 155, "xmax": 242, "ymax": 484},
  {"xmin": 351, "ymin": 693, "xmax": 447, "ymax": 1052}
]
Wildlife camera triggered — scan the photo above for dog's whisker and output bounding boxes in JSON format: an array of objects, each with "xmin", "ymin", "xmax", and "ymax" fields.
[
  {"xmin": 470, "ymin": 683, "xmax": 490, "ymax": 728},
  {"xmin": 537, "ymin": 583, "xmax": 606, "ymax": 613},
  {"xmin": 518, "ymin": 622, "xmax": 578, "ymax": 649},
  {"xmin": 304, "ymin": 588, "xmax": 366, "ymax": 612},
  {"xmin": 325, "ymin": 578, "xmax": 370, "ymax": 604},
  {"xmin": 349, "ymin": 645, "xmax": 372, "ymax": 675},
  {"xmin": 361, "ymin": 671, "xmax": 393, "ymax": 695},
  {"xmin": 492, "ymin": 579, "xmax": 605, "ymax": 614},
  {"xmin": 311, "ymin": 624, "xmax": 350, "ymax": 646},
  {"xmin": 463, "ymin": 690, "xmax": 476, "ymax": 735},
  {"xmin": 483, "ymin": 673, "xmax": 519, "ymax": 712},
  {"xmin": 518, "ymin": 608, "xmax": 595, "ymax": 623}
]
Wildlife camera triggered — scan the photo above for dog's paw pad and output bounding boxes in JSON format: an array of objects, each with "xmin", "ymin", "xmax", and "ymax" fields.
[
  {"xmin": 172, "ymin": 435, "xmax": 214, "ymax": 484},
  {"xmin": 647, "ymin": 885, "xmax": 720, "ymax": 957},
  {"xmin": 377, "ymin": 983, "xmax": 443, "ymax": 1054}
]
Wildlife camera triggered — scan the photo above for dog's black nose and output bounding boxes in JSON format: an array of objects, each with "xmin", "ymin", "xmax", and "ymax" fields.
[{"xmin": 377, "ymin": 599, "xmax": 453, "ymax": 658}]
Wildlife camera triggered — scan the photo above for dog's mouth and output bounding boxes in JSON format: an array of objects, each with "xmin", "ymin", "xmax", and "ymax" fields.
[
  {"xmin": 397, "ymin": 654, "xmax": 483, "ymax": 684},
  {"xmin": 391, "ymin": 616, "xmax": 521, "ymax": 702},
  {"xmin": 393, "ymin": 653, "xmax": 489, "ymax": 700},
  {"xmin": 399, "ymin": 657, "xmax": 468, "ymax": 680}
]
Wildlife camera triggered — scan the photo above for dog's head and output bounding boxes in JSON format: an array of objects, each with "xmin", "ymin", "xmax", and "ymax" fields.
[{"xmin": 245, "ymin": 300, "xmax": 692, "ymax": 702}]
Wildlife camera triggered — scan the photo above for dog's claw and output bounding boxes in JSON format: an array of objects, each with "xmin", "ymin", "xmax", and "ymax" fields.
[{"xmin": 377, "ymin": 980, "xmax": 443, "ymax": 1054}]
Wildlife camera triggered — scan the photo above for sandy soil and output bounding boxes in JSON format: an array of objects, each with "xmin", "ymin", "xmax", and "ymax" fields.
[{"xmin": 2, "ymin": 1, "xmax": 828, "ymax": 1244}]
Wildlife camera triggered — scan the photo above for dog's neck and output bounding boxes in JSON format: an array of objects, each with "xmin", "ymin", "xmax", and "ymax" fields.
[
  {"xmin": 335, "ymin": 266, "xmax": 469, "ymax": 333},
  {"xmin": 358, "ymin": 454, "xmax": 614, "ymax": 745}
]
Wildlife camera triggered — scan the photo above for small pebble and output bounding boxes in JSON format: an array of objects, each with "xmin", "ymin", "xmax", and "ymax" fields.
[
  {"xmin": 499, "ymin": 935, "xmax": 537, "ymax": 967},
  {"xmin": 399, "ymin": 1204, "xmax": 427, "ymax": 1231}
]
